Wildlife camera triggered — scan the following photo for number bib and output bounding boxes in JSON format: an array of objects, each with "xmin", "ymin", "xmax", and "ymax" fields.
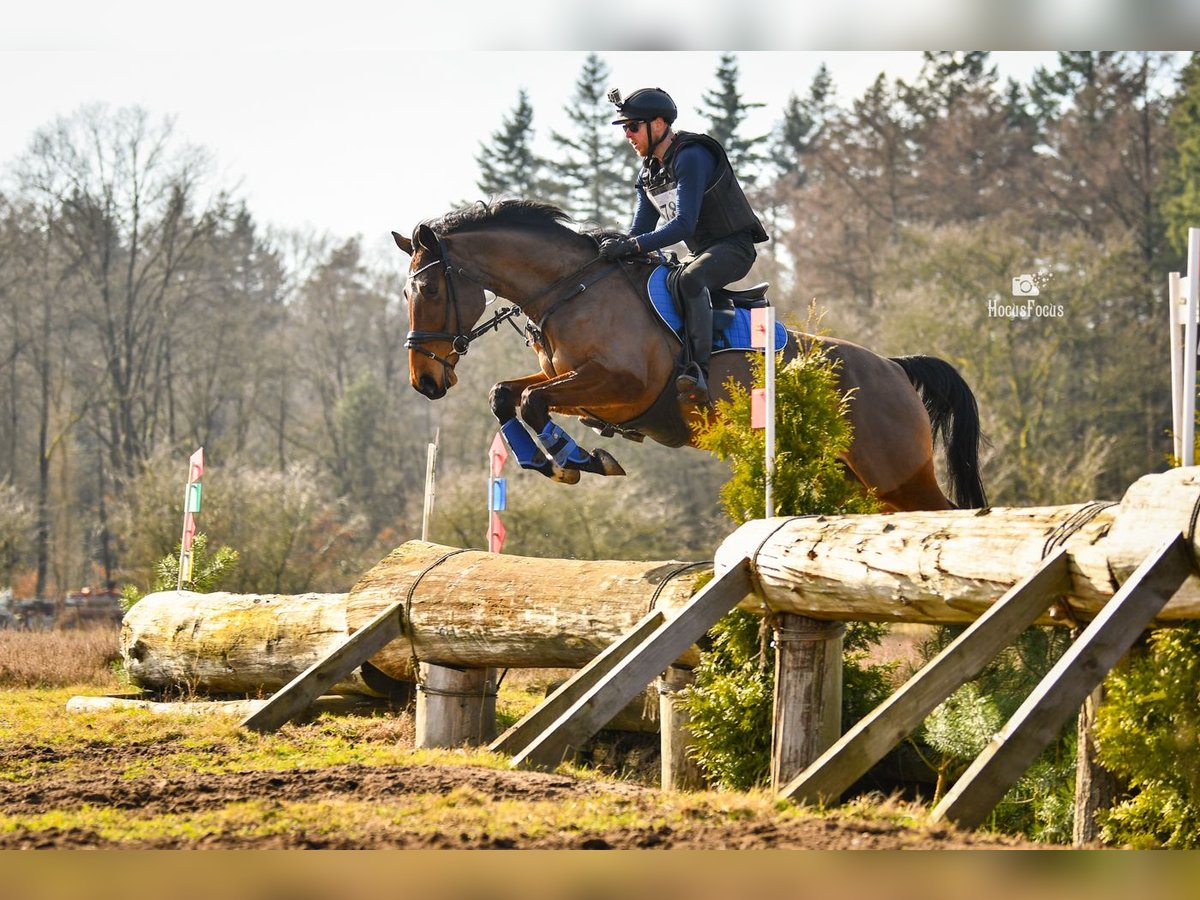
[{"xmin": 649, "ymin": 186, "xmax": 679, "ymax": 223}]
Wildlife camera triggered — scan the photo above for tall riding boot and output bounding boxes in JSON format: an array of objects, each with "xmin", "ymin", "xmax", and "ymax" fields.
[{"xmin": 675, "ymin": 287, "xmax": 713, "ymax": 404}]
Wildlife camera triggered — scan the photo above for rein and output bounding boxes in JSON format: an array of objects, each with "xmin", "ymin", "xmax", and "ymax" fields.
[{"xmin": 404, "ymin": 235, "xmax": 618, "ymax": 372}]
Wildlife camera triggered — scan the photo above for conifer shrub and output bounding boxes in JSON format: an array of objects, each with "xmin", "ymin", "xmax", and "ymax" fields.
[
  {"xmin": 681, "ymin": 338, "xmax": 890, "ymax": 790},
  {"xmin": 912, "ymin": 624, "xmax": 1076, "ymax": 841},
  {"xmin": 1093, "ymin": 624, "xmax": 1200, "ymax": 848},
  {"xmin": 121, "ymin": 532, "xmax": 240, "ymax": 610}
]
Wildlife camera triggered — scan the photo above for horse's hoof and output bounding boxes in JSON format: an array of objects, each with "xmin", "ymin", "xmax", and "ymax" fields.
[
  {"xmin": 549, "ymin": 464, "xmax": 581, "ymax": 484},
  {"xmin": 592, "ymin": 449, "xmax": 626, "ymax": 477}
]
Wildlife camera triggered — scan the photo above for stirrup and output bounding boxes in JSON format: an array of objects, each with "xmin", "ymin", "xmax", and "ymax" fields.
[{"xmin": 676, "ymin": 363, "xmax": 710, "ymax": 403}]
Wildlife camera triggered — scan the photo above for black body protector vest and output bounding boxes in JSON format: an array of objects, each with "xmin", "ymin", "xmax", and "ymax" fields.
[{"xmin": 639, "ymin": 131, "xmax": 769, "ymax": 254}]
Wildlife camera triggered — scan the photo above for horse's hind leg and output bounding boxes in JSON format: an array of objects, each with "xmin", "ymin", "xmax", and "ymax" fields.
[
  {"xmin": 490, "ymin": 380, "xmax": 580, "ymax": 484},
  {"xmin": 517, "ymin": 377, "xmax": 626, "ymax": 478}
]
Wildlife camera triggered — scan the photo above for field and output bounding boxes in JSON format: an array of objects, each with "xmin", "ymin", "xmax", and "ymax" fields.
[{"xmin": 0, "ymin": 626, "xmax": 1038, "ymax": 850}]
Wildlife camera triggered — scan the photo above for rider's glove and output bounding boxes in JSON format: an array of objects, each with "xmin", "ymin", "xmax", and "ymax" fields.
[{"xmin": 599, "ymin": 235, "xmax": 640, "ymax": 261}]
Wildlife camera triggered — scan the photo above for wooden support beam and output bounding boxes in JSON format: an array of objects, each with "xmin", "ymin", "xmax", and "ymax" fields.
[
  {"xmin": 240, "ymin": 601, "xmax": 406, "ymax": 733},
  {"xmin": 778, "ymin": 548, "xmax": 1070, "ymax": 806},
  {"xmin": 932, "ymin": 534, "xmax": 1192, "ymax": 830},
  {"xmin": 506, "ymin": 559, "xmax": 753, "ymax": 771},
  {"xmin": 489, "ymin": 609, "xmax": 665, "ymax": 756}
]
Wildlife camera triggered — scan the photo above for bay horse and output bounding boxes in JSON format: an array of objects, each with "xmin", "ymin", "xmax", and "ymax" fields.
[{"xmin": 393, "ymin": 200, "xmax": 986, "ymax": 512}]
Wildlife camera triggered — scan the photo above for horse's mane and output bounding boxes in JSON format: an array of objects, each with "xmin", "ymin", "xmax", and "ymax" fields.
[{"xmin": 427, "ymin": 199, "xmax": 616, "ymax": 248}]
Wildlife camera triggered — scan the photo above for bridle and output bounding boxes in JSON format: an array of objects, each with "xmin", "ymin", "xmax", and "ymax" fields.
[
  {"xmin": 403, "ymin": 232, "xmax": 621, "ymax": 376},
  {"xmin": 403, "ymin": 239, "xmax": 523, "ymax": 374}
]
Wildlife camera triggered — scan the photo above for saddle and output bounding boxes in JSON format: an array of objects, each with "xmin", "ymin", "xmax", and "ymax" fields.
[
  {"xmin": 664, "ymin": 264, "xmax": 770, "ymax": 334},
  {"xmin": 575, "ymin": 260, "xmax": 788, "ymax": 448},
  {"xmin": 645, "ymin": 263, "xmax": 787, "ymax": 353}
]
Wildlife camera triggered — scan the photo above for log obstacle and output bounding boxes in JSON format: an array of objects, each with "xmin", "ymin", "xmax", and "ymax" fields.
[
  {"xmin": 121, "ymin": 467, "xmax": 1200, "ymax": 698},
  {"xmin": 112, "ymin": 467, "xmax": 1200, "ymax": 831},
  {"xmin": 343, "ymin": 542, "xmax": 706, "ymax": 679},
  {"xmin": 714, "ymin": 467, "xmax": 1200, "ymax": 626},
  {"xmin": 121, "ymin": 591, "xmax": 385, "ymax": 697},
  {"xmin": 119, "ymin": 546, "xmax": 707, "ymax": 698}
]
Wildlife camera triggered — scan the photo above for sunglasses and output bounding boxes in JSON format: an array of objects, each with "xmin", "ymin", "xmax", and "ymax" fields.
[{"xmin": 621, "ymin": 121, "xmax": 644, "ymax": 135}]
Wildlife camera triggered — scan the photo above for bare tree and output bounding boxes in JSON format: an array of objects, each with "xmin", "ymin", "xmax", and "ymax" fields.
[{"xmin": 16, "ymin": 104, "xmax": 218, "ymax": 479}]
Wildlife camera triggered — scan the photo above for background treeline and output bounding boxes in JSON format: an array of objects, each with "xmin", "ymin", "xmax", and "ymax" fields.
[{"xmin": 1, "ymin": 50, "xmax": 1198, "ymax": 600}]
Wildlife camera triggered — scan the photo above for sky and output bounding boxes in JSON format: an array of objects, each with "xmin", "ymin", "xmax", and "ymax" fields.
[
  {"xmin": 2, "ymin": 3, "xmax": 1195, "ymax": 258},
  {"xmin": 0, "ymin": 48, "xmax": 1058, "ymax": 250}
]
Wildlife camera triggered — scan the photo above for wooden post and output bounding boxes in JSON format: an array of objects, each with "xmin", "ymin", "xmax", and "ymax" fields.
[
  {"xmin": 1073, "ymin": 683, "xmax": 1118, "ymax": 846},
  {"xmin": 659, "ymin": 666, "xmax": 705, "ymax": 791},
  {"xmin": 770, "ymin": 614, "xmax": 844, "ymax": 791},
  {"xmin": 415, "ymin": 665, "xmax": 498, "ymax": 748}
]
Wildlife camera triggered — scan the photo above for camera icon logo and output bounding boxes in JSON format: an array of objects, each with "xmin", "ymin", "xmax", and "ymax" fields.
[{"xmin": 1012, "ymin": 274, "xmax": 1040, "ymax": 297}]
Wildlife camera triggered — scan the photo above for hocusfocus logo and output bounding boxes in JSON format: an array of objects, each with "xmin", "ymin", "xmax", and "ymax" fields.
[{"xmin": 989, "ymin": 272, "xmax": 1064, "ymax": 318}]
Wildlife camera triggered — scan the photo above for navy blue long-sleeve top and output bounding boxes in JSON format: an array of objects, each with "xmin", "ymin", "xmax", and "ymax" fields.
[{"xmin": 629, "ymin": 142, "xmax": 717, "ymax": 253}]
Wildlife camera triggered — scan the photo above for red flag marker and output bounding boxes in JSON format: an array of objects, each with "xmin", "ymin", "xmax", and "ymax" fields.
[
  {"xmin": 751, "ymin": 388, "xmax": 766, "ymax": 429},
  {"xmin": 489, "ymin": 432, "xmax": 508, "ymax": 477},
  {"xmin": 189, "ymin": 447, "xmax": 205, "ymax": 483},
  {"xmin": 488, "ymin": 511, "xmax": 506, "ymax": 553},
  {"xmin": 750, "ymin": 308, "xmax": 769, "ymax": 349}
]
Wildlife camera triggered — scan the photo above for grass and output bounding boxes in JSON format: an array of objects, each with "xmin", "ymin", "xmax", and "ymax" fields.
[{"xmin": 0, "ymin": 630, "xmax": 1002, "ymax": 849}]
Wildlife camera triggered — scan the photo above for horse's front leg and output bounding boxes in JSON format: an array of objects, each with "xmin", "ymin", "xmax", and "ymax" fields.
[
  {"xmin": 519, "ymin": 368, "xmax": 630, "ymax": 478},
  {"xmin": 490, "ymin": 375, "xmax": 580, "ymax": 484}
]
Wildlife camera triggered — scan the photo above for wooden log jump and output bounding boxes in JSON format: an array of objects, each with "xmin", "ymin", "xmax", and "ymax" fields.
[
  {"xmin": 121, "ymin": 591, "xmax": 383, "ymax": 697},
  {"xmin": 715, "ymin": 467, "xmax": 1200, "ymax": 626},
  {"xmin": 120, "ymin": 546, "xmax": 707, "ymax": 696},
  {"xmin": 342, "ymin": 542, "xmax": 705, "ymax": 680},
  {"xmin": 123, "ymin": 468, "xmax": 1200, "ymax": 701}
]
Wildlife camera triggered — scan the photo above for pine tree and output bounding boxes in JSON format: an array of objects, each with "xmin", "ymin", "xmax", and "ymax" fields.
[
  {"xmin": 547, "ymin": 53, "xmax": 634, "ymax": 230},
  {"xmin": 770, "ymin": 63, "xmax": 834, "ymax": 189},
  {"xmin": 696, "ymin": 53, "xmax": 768, "ymax": 184},
  {"xmin": 909, "ymin": 50, "xmax": 997, "ymax": 116},
  {"xmin": 475, "ymin": 89, "xmax": 545, "ymax": 199},
  {"xmin": 1161, "ymin": 52, "xmax": 1200, "ymax": 258}
]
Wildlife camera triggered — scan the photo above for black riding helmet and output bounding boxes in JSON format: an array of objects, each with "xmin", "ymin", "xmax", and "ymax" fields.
[{"xmin": 608, "ymin": 87, "xmax": 678, "ymax": 125}]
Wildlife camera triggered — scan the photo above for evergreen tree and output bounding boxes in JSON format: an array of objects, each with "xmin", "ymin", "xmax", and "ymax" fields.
[
  {"xmin": 697, "ymin": 53, "xmax": 768, "ymax": 184},
  {"xmin": 547, "ymin": 53, "xmax": 633, "ymax": 230},
  {"xmin": 770, "ymin": 64, "xmax": 834, "ymax": 189},
  {"xmin": 475, "ymin": 89, "xmax": 545, "ymax": 199},
  {"xmin": 1027, "ymin": 51, "xmax": 1121, "ymax": 128},
  {"xmin": 909, "ymin": 50, "xmax": 997, "ymax": 117},
  {"xmin": 1161, "ymin": 53, "xmax": 1200, "ymax": 258}
]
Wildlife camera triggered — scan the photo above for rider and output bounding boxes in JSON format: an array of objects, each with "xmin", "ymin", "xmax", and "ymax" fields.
[{"xmin": 600, "ymin": 87, "xmax": 769, "ymax": 405}]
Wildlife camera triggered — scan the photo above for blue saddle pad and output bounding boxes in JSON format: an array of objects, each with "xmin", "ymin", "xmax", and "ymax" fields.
[{"xmin": 646, "ymin": 265, "xmax": 788, "ymax": 353}]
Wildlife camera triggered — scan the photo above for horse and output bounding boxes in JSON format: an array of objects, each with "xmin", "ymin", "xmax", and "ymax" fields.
[{"xmin": 393, "ymin": 199, "xmax": 986, "ymax": 513}]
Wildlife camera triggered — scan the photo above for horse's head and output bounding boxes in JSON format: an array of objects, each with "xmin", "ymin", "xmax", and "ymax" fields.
[{"xmin": 393, "ymin": 224, "xmax": 488, "ymax": 400}]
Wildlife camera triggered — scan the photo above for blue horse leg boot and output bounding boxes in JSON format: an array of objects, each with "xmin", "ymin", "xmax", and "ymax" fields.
[
  {"xmin": 537, "ymin": 421, "xmax": 593, "ymax": 468},
  {"xmin": 501, "ymin": 419, "xmax": 551, "ymax": 470}
]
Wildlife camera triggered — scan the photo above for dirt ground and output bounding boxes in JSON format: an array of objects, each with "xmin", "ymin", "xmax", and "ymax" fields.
[{"xmin": 0, "ymin": 742, "xmax": 1040, "ymax": 850}]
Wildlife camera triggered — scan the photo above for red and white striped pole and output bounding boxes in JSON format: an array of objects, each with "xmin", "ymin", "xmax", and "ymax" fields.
[
  {"xmin": 751, "ymin": 307, "xmax": 777, "ymax": 518},
  {"xmin": 487, "ymin": 432, "xmax": 508, "ymax": 553},
  {"xmin": 178, "ymin": 447, "xmax": 204, "ymax": 590}
]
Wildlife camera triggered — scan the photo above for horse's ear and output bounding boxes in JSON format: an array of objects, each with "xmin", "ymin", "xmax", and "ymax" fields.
[
  {"xmin": 416, "ymin": 224, "xmax": 439, "ymax": 253},
  {"xmin": 392, "ymin": 231, "xmax": 414, "ymax": 255}
]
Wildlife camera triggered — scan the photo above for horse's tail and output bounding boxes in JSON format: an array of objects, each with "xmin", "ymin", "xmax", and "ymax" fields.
[{"xmin": 890, "ymin": 355, "xmax": 988, "ymax": 509}]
